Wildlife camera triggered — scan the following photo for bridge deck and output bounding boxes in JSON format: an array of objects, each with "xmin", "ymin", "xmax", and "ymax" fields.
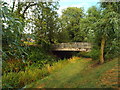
[{"xmin": 52, "ymin": 42, "xmax": 91, "ymax": 52}]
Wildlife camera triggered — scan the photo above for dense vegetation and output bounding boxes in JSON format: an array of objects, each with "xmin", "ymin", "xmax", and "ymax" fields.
[{"xmin": 1, "ymin": 0, "xmax": 119, "ymax": 88}]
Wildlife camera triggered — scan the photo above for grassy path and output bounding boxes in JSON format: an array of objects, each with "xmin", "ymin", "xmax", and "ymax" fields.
[
  {"xmin": 98, "ymin": 63, "xmax": 119, "ymax": 88},
  {"xmin": 26, "ymin": 58, "xmax": 118, "ymax": 88}
]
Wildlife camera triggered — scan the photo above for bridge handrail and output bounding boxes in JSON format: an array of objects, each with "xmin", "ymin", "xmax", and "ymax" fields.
[{"xmin": 52, "ymin": 42, "xmax": 92, "ymax": 49}]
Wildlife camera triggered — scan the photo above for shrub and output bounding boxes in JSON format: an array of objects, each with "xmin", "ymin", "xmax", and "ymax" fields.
[
  {"xmin": 26, "ymin": 46, "xmax": 56, "ymax": 67},
  {"xmin": 76, "ymin": 52, "xmax": 91, "ymax": 58},
  {"xmin": 90, "ymin": 48, "xmax": 100, "ymax": 60},
  {"xmin": 45, "ymin": 59, "xmax": 69, "ymax": 73},
  {"xmin": 2, "ymin": 58, "xmax": 77, "ymax": 88},
  {"xmin": 2, "ymin": 65, "xmax": 49, "ymax": 88},
  {"xmin": 2, "ymin": 57, "xmax": 80, "ymax": 88},
  {"xmin": 2, "ymin": 72, "xmax": 20, "ymax": 88},
  {"xmin": 104, "ymin": 42, "xmax": 120, "ymax": 60},
  {"xmin": 2, "ymin": 59, "xmax": 29, "ymax": 74}
]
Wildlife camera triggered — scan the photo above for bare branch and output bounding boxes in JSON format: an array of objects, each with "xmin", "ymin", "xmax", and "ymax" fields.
[{"xmin": 12, "ymin": 0, "xmax": 16, "ymax": 12}]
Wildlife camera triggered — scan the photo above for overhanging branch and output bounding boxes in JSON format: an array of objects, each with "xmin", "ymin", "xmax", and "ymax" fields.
[{"xmin": 22, "ymin": 3, "xmax": 38, "ymax": 19}]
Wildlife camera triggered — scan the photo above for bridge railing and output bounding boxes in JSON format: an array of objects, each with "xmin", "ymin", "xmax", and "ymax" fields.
[{"xmin": 52, "ymin": 42, "xmax": 92, "ymax": 51}]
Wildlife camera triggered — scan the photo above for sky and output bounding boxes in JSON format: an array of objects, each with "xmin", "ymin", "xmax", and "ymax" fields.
[{"xmin": 58, "ymin": 0, "xmax": 100, "ymax": 16}]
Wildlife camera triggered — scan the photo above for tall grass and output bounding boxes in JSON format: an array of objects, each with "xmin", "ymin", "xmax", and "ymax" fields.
[{"xmin": 2, "ymin": 57, "xmax": 80, "ymax": 88}]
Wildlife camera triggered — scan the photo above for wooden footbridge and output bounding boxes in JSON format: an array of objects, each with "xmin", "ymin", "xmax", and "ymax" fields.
[{"xmin": 52, "ymin": 42, "xmax": 92, "ymax": 52}]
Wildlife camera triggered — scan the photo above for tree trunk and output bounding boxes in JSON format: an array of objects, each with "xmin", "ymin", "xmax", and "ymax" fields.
[{"xmin": 100, "ymin": 37, "xmax": 105, "ymax": 64}]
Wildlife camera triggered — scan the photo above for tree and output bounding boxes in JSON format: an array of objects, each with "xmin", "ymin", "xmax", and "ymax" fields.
[
  {"xmin": 60, "ymin": 7, "xmax": 84, "ymax": 42},
  {"xmin": 54, "ymin": 18, "xmax": 70, "ymax": 43},
  {"xmin": 11, "ymin": 0, "xmax": 37, "ymax": 19},
  {"xmin": 86, "ymin": 3, "xmax": 120, "ymax": 64},
  {"xmin": 86, "ymin": 6, "xmax": 104, "ymax": 63},
  {"xmin": 98, "ymin": 2, "xmax": 120, "ymax": 63},
  {"xmin": 1, "ymin": 1, "xmax": 26, "ymax": 60},
  {"xmin": 32, "ymin": 2, "xmax": 59, "ymax": 45}
]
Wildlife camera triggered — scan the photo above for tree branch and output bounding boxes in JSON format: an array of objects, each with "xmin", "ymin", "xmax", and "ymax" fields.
[
  {"xmin": 12, "ymin": 0, "xmax": 16, "ymax": 12},
  {"xmin": 22, "ymin": 3, "xmax": 37, "ymax": 19}
]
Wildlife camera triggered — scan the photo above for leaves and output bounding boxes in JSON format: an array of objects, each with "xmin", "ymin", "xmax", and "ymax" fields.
[
  {"xmin": 2, "ymin": 2, "xmax": 26, "ymax": 60},
  {"xmin": 60, "ymin": 7, "xmax": 84, "ymax": 42}
]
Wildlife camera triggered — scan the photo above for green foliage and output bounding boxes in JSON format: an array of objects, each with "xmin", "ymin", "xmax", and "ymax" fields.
[
  {"xmin": 2, "ymin": 58, "xmax": 69, "ymax": 88},
  {"xmin": 2, "ymin": 60, "xmax": 28, "ymax": 74},
  {"xmin": 2, "ymin": 66, "xmax": 47, "ymax": 88},
  {"xmin": 104, "ymin": 41, "xmax": 120, "ymax": 60},
  {"xmin": 56, "ymin": 29, "xmax": 70, "ymax": 43},
  {"xmin": 33, "ymin": 2, "xmax": 59, "ymax": 44},
  {"xmin": 90, "ymin": 48, "xmax": 100, "ymax": 60},
  {"xmin": 2, "ymin": 72, "xmax": 20, "ymax": 88},
  {"xmin": 85, "ymin": 3, "xmax": 120, "ymax": 61},
  {"xmin": 1, "ymin": 2, "xmax": 27, "ymax": 60},
  {"xmin": 76, "ymin": 52, "xmax": 91, "ymax": 58},
  {"xmin": 60, "ymin": 7, "xmax": 85, "ymax": 42},
  {"xmin": 26, "ymin": 46, "xmax": 56, "ymax": 67}
]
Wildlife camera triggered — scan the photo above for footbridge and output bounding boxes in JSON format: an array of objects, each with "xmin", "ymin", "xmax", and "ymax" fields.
[{"xmin": 52, "ymin": 42, "xmax": 92, "ymax": 52}]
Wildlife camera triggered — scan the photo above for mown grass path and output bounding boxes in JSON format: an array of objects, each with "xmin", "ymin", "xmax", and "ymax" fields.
[
  {"xmin": 98, "ymin": 64, "xmax": 119, "ymax": 88},
  {"xmin": 26, "ymin": 58, "xmax": 118, "ymax": 88}
]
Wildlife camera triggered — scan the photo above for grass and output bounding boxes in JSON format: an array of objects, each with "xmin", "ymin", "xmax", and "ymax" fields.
[{"xmin": 25, "ymin": 58, "xmax": 118, "ymax": 88}]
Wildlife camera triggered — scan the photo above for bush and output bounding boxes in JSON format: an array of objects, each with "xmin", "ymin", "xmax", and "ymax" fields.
[
  {"xmin": 2, "ymin": 59, "xmax": 29, "ymax": 75},
  {"xmin": 104, "ymin": 42, "xmax": 120, "ymax": 60},
  {"xmin": 2, "ymin": 65, "xmax": 49, "ymax": 88},
  {"xmin": 90, "ymin": 48, "xmax": 100, "ymax": 60},
  {"xmin": 45, "ymin": 59, "xmax": 69, "ymax": 73},
  {"xmin": 76, "ymin": 52, "xmax": 91, "ymax": 58},
  {"xmin": 2, "ymin": 58, "xmax": 74, "ymax": 88},
  {"xmin": 2, "ymin": 45, "xmax": 58, "ymax": 88},
  {"xmin": 26, "ymin": 46, "xmax": 56, "ymax": 67},
  {"xmin": 2, "ymin": 72, "xmax": 20, "ymax": 88}
]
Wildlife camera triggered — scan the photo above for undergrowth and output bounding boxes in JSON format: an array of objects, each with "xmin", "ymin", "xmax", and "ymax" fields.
[{"xmin": 2, "ymin": 57, "xmax": 80, "ymax": 88}]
